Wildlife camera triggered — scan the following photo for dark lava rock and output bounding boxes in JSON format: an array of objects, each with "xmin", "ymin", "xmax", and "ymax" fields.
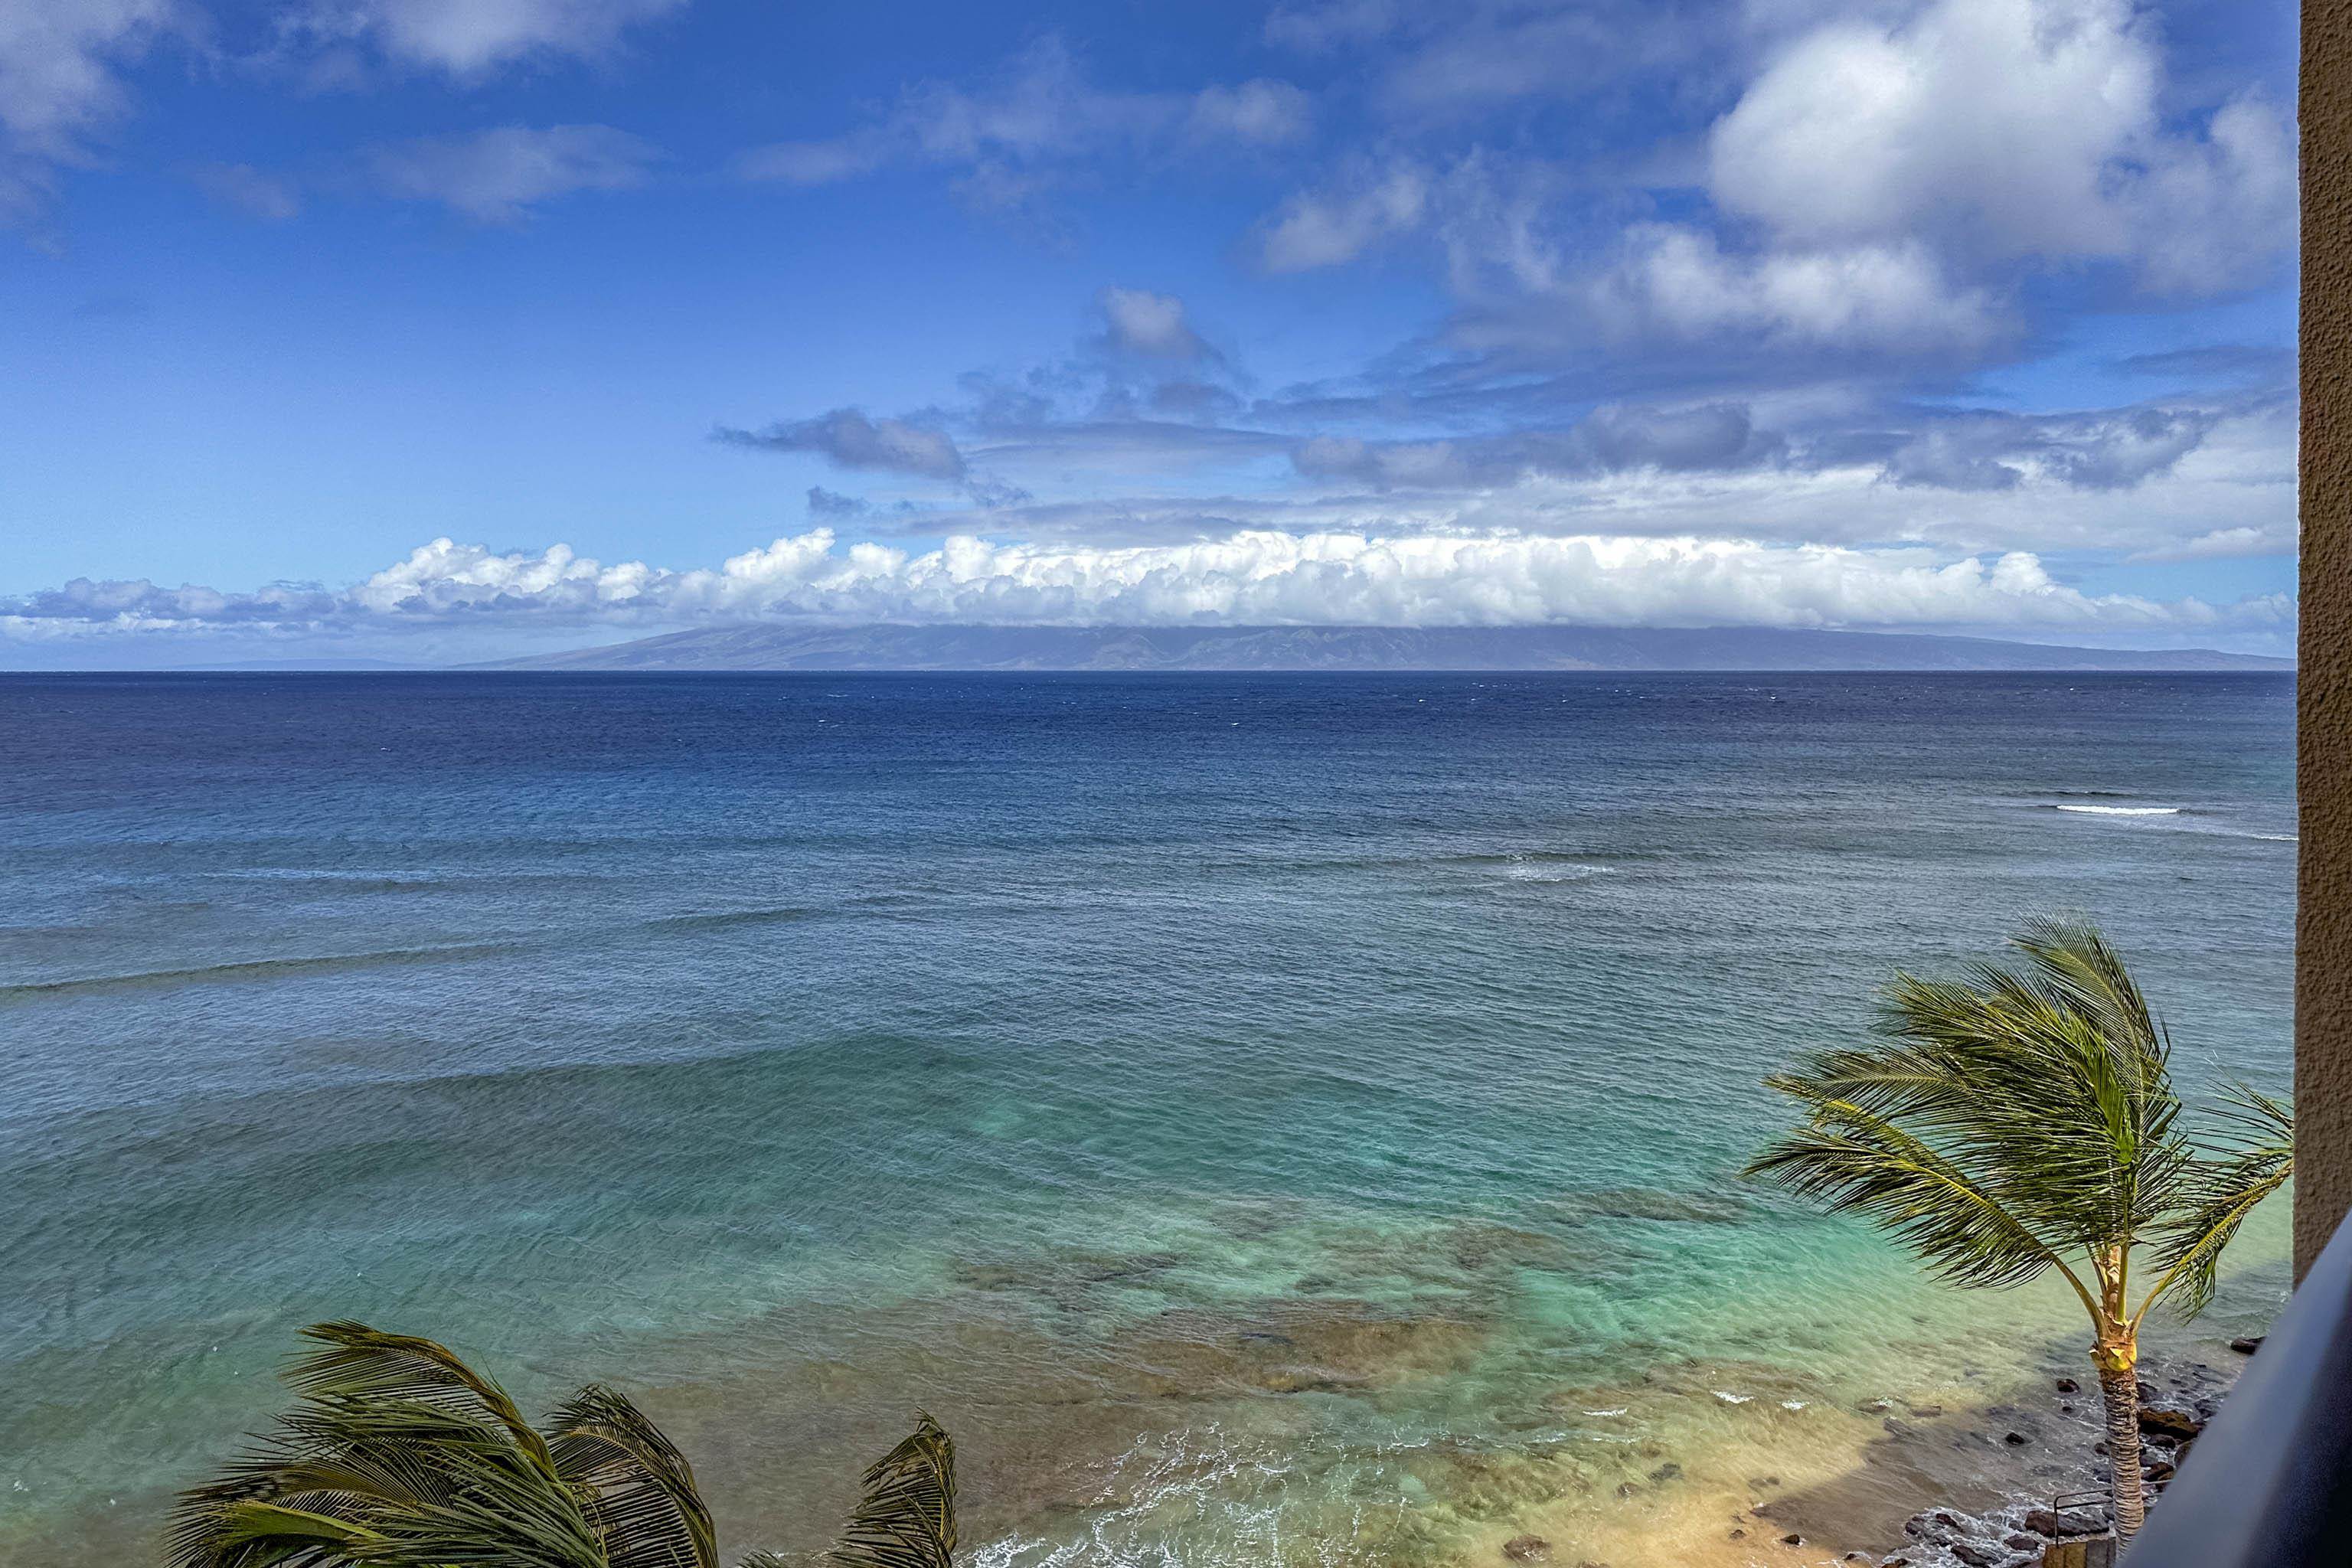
[
  {"xmin": 1728, "ymin": 1529, "xmax": 1747, "ymax": 1541},
  {"xmin": 2093, "ymin": 1441, "xmax": 2109, "ymax": 1456},
  {"xmin": 1648, "ymin": 1462, "xmax": 1683, "ymax": 1483},
  {"xmin": 1779, "ymin": 1534, "xmax": 1805, "ymax": 1547},
  {"xmin": 1950, "ymin": 1543, "xmax": 2001, "ymax": 1568},
  {"xmin": 2230, "ymin": 1335, "xmax": 2264, "ymax": 1354},
  {"xmin": 2004, "ymin": 1431, "xmax": 2030, "ymax": 1446},
  {"xmin": 2054, "ymin": 1377, "xmax": 2079, "ymax": 1393},
  {"xmin": 1501, "ymin": 1536, "xmax": 1550, "ymax": 1562},
  {"xmin": 2026, "ymin": 1507, "xmax": 2108, "ymax": 1537},
  {"xmin": 2147, "ymin": 1459, "xmax": 2178, "ymax": 1484},
  {"xmin": 2060, "ymin": 1403, "xmax": 2075, "ymax": 1414},
  {"xmin": 1907, "ymin": 1403, "xmax": 1945, "ymax": 1418},
  {"xmin": 2005, "ymin": 1535, "xmax": 2041, "ymax": 1552},
  {"xmin": 2139, "ymin": 1403, "xmax": 2205, "ymax": 1439}
]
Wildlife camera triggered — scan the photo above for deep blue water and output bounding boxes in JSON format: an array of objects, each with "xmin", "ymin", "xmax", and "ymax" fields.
[{"xmin": 0, "ymin": 672, "xmax": 2298, "ymax": 1566}]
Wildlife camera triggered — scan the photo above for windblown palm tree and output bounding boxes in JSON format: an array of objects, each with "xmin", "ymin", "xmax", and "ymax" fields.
[
  {"xmin": 1745, "ymin": 918, "xmax": 2291, "ymax": 1540},
  {"xmin": 168, "ymin": 1321, "xmax": 957, "ymax": 1568}
]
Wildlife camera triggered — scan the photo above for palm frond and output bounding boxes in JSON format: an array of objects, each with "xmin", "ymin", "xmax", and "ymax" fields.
[
  {"xmin": 550, "ymin": 1383, "xmax": 720, "ymax": 1568},
  {"xmin": 1746, "ymin": 1081, "xmax": 2074, "ymax": 1292},
  {"xmin": 288, "ymin": 1321, "xmax": 559, "ymax": 1480},
  {"xmin": 2141, "ymin": 1086, "xmax": 2295, "ymax": 1320},
  {"xmin": 828, "ymin": 1415, "xmax": 956, "ymax": 1568},
  {"xmin": 168, "ymin": 1325, "xmax": 610, "ymax": 1568},
  {"xmin": 1748, "ymin": 917, "xmax": 2247, "ymax": 1328}
]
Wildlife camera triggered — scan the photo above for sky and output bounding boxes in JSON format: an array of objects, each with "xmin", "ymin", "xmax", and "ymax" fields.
[{"xmin": 0, "ymin": 0, "xmax": 2301, "ymax": 665}]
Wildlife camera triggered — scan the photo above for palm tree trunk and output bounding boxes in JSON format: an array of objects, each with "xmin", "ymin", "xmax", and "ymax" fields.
[{"xmin": 2097, "ymin": 1360, "xmax": 2146, "ymax": 1539}]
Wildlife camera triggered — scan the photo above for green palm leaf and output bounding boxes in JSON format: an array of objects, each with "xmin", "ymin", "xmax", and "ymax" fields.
[
  {"xmin": 2142, "ymin": 1085, "xmax": 2295, "ymax": 1319},
  {"xmin": 550, "ymin": 1384, "xmax": 720, "ymax": 1568},
  {"xmin": 1748, "ymin": 917, "xmax": 2292, "ymax": 1543},
  {"xmin": 169, "ymin": 1325, "xmax": 727, "ymax": 1568},
  {"xmin": 828, "ymin": 1416, "xmax": 957, "ymax": 1568}
]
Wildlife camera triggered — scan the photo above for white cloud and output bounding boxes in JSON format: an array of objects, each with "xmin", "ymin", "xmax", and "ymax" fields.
[
  {"xmin": 290, "ymin": 0, "xmax": 684, "ymax": 77},
  {"xmin": 2132, "ymin": 524, "xmax": 2297, "ymax": 564},
  {"xmin": 1709, "ymin": 0, "xmax": 2293, "ymax": 290},
  {"xmin": 0, "ymin": 0, "xmax": 181, "ymax": 224},
  {"xmin": 1583, "ymin": 224, "xmax": 2007, "ymax": 355},
  {"xmin": 1258, "ymin": 158, "xmax": 1429, "ymax": 271},
  {"xmin": 1099, "ymin": 287, "xmax": 1209, "ymax": 359},
  {"xmin": 367, "ymin": 124, "xmax": 657, "ymax": 222},
  {"xmin": 4, "ymin": 527, "xmax": 2292, "ymax": 645}
]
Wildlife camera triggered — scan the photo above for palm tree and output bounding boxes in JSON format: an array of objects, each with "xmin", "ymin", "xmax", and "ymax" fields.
[
  {"xmin": 168, "ymin": 1320, "xmax": 958, "ymax": 1568},
  {"xmin": 1744, "ymin": 918, "xmax": 2292, "ymax": 1540}
]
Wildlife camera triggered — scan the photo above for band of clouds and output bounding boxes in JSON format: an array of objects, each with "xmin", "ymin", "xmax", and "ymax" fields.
[{"xmin": 4, "ymin": 528, "xmax": 2292, "ymax": 643}]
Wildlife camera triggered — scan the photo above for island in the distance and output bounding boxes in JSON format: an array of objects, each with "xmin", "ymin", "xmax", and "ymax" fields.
[{"xmin": 465, "ymin": 623, "xmax": 2292, "ymax": 673}]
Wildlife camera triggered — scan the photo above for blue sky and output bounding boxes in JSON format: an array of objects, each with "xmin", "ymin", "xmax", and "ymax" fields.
[{"xmin": 0, "ymin": 0, "xmax": 2300, "ymax": 664}]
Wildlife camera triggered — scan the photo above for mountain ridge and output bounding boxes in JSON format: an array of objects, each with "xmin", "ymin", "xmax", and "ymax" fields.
[{"xmin": 474, "ymin": 623, "xmax": 2292, "ymax": 673}]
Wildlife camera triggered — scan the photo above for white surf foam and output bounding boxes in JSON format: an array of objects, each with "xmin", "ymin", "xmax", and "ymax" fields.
[{"xmin": 2051, "ymin": 804, "xmax": 2180, "ymax": 816}]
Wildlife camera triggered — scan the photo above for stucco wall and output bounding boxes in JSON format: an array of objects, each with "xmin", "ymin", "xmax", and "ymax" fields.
[{"xmin": 2298, "ymin": 0, "xmax": 2352, "ymax": 1279}]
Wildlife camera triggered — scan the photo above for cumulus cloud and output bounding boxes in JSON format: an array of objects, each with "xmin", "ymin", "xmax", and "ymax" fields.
[
  {"xmin": 1709, "ymin": 0, "xmax": 2294, "ymax": 291},
  {"xmin": 1583, "ymin": 224, "xmax": 2007, "ymax": 356},
  {"xmin": 3, "ymin": 528, "xmax": 2291, "ymax": 646},
  {"xmin": 0, "ymin": 0, "xmax": 182, "ymax": 224},
  {"xmin": 1099, "ymin": 287, "xmax": 1211, "ymax": 360},
  {"xmin": 284, "ymin": 0, "xmax": 684, "ymax": 78},
  {"xmin": 715, "ymin": 407, "xmax": 968, "ymax": 481},
  {"xmin": 736, "ymin": 35, "xmax": 1311, "ymax": 204},
  {"xmin": 366, "ymin": 124, "xmax": 658, "ymax": 221}
]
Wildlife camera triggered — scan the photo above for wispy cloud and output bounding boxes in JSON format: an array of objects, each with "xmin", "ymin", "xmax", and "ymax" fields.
[
  {"xmin": 275, "ymin": 0, "xmax": 686, "ymax": 80},
  {"xmin": 365, "ymin": 124, "xmax": 658, "ymax": 222},
  {"xmin": 0, "ymin": 0, "xmax": 184, "ymax": 227},
  {"xmin": 735, "ymin": 34, "xmax": 1310, "ymax": 211}
]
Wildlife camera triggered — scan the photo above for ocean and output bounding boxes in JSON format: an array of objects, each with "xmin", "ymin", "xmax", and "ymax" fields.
[{"xmin": 0, "ymin": 671, "xmax": 2298, "ymax": 1566}]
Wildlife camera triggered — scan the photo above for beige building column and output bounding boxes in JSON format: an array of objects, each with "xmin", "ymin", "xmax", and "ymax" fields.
[{"xmin": 2300, "ymin": 0, "xmax": 2352, "ymax": 1279}]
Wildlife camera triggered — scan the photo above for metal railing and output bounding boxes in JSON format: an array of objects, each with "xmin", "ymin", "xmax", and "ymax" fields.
[{"xmin": 2121, "ymin": 1211, "xmax": 2352, "ymax": 1565}]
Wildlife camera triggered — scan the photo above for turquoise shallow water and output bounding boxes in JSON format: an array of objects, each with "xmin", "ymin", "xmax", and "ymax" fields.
[{"xmin": 0, "ymin": 671, "xmax": 2297, "ymax": 1565}]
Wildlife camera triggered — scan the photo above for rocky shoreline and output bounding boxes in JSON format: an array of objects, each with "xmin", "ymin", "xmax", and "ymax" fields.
[{"xmin": 1853, "ymin": 1343, "xmax": 2251, "ymax": 1568}]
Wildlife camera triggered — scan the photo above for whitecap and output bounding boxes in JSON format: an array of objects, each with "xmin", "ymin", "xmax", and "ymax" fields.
[
  {"xmin": 1713, "ymin": 1390, "xmax": 1752, "ymax": 1404},
  {"xmin": 2256, "ymin": 833, "xmax": 2299, "ymax": 842},
  {"xmin": 2052, "ymin": 805, "xmax": 2180, "ymax": 816},
  {"xmin": 1581, "ymin": 1407, "xmax": 1628, "ymax": 1417},
  {"xmin": 1781, "ymin": 1400, "xmax": 1808, "ymax": 1410}
]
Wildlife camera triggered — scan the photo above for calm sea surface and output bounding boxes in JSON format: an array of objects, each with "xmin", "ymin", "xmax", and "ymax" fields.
[{"xmin": 0, "ymin": 672, "xmax": 2298, "ymax": 1566}]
